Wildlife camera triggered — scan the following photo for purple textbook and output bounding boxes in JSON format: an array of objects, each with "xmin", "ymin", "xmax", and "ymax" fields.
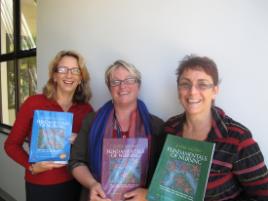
[{"xmin": 101, "ymin": 138, "xmax": 148, "ymax": 201}]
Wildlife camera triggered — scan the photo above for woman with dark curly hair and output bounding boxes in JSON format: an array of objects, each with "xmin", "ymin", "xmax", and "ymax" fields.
[{"xmin": 164, "ymin": 55, "xmax": 268, "ymax": 200}]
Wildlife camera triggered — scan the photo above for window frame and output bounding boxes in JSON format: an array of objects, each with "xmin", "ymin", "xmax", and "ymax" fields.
[{"xmin": 0, "ymin": 0, "xmax": 36, "ymax": 128}]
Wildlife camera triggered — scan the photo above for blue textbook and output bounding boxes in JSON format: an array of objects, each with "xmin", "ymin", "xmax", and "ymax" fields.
[{"xmin": 29, "ymin": 110, "xmax": 73, "ymax": 163}]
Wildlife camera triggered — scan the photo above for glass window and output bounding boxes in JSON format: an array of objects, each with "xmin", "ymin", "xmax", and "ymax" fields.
[
  {"xmin": 0, "ymin": 0, "xmax": 36, "ymax": 127},
  {"xmin": 1, "ymin": 61, "xmax": 16, "ymax": 125},
  {"xmin": 0, "ymin": 0, "xmax": 14, "ymax": 54},
  {"xmin": 18, "ymin": 57, "xmax": 37, "ymax": 105},
  {"xmin": 21, "ymin": 0, "xmax": 36, "ymax": 50},
  {"xmin": 0, "ymin": 58, "xmax": 37, "ymax": 126}
]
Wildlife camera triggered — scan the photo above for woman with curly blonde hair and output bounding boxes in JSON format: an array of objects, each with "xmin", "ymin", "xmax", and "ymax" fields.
[{"xmin": 5, "ymin": 50, "xmax": 94, "ymax": 201}]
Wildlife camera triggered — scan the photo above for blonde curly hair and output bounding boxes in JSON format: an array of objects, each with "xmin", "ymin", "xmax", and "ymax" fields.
[{"xmin": 42, "ymin": 50, "xmax": 92, "ymax": 103}]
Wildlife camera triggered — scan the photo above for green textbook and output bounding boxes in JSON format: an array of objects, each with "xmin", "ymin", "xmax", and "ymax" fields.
[{"xmin": 147, "ymin": 134, "xmax": 215, "ymax": 201}]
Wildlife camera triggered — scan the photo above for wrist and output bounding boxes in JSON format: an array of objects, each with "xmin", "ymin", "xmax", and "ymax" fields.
[
  {"xmin": 29, "ymin": 164, "xmax": 35, "ymax": 175},
  {"xmin": 88, "ymin": 180, "xmax": 98, "ymax": 189}
]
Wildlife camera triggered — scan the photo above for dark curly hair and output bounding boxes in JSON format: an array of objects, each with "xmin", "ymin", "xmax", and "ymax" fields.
[{"xmin": 176, "ymin": 55, "xmax": 219, "ymax": 85}]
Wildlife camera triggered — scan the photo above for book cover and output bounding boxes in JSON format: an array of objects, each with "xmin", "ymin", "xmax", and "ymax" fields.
[
  {"xmin": 29, "ymin": 110, "xmax": 73, "ymax": 163},
  {"xmin": 101, "ymin": 138, "xmax": 149, "ymax": 201},
  {"xmin": 147, "ymin": 134, "xmax": 215, "ymax": 201}
]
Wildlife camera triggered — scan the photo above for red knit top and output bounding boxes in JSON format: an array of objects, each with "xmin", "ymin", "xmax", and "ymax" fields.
[{"xmin": 4, "ymin": 94, "xmax": 93, "ymax": 185}]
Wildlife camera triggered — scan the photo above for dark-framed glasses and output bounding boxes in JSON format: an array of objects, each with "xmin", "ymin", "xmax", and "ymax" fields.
[
  {"xmin": 55, "ymin": 66, "xmax": 81, "ymax": 75},
  {"xmin": 178, "ymin": 82, "xmax": 214, "ymax": 91},
  {"xmin": 110, "ymin": 77, "xmax": 138, "ymax": 87}
]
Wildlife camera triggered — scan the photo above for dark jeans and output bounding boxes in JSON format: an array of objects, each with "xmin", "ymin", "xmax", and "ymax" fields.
[{"xmin": 26, "ymin": 180, "xmax": 81, "ymax": 201}]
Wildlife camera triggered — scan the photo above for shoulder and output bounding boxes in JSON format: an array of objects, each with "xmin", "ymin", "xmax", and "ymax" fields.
[
  {"xmin": 13, "ymin": 94, "xmax": 50, "ymax": 122},
  {"xmin": 148, "ymin": 114, "xmax": 164, "ymax": 136},
  {"xmin": 19, "ymin": 94, "xmax": 50, "ymax": 110},
  {"xmin": 149, "ymin": 114, "xmax": 164, "ymax": 125},
  {"xmin": 82, "ymin": 111, "xmax": 96, "ymax": 124},
  {"xmin": 165, "ymin": 114, "xmax": 182, "ymax": 124},
  {"xmin": 214, "ymin": 107, "xmax": 253, "ymax": 141},
  {"xmin": 23, "ymin": 94, "xmax": 48, "ymax": 104},
  {"xmin": 74, "ymin": 102, "xmax": 94, "ymax": 112},
  {"xmin": 164, "ymin": 113, "xmax": 184, "ymax": 129},
  {"xmin": 225, "ymin": 117, "xmax": 254, "ymax": 146}
]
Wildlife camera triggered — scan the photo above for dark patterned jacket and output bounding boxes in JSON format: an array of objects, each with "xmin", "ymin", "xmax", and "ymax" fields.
[{"xmin": 164, "ymin": 107, "xmax": 268, "ymax": 201}]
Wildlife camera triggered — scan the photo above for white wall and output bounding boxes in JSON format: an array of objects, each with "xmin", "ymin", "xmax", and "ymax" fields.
[{"xmin": 37, "ymin": 0, "xmax": 268, "ymax": 164}]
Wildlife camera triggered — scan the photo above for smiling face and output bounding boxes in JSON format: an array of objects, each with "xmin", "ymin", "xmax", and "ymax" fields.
[
  {"xmin": 109, "ymin": 66, "xmax": 140, "ymax": 108},
  {"xmin": 178, "ymin": 69, "xmax": 219, "ymax": 116},
  {"xmin": 53, "ymin": 55, "xmax": 82, "ymax": 97}
]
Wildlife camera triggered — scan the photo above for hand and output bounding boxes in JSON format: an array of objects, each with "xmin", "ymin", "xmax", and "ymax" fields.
[
  {"xmin": 88, "ymin": 182, "xmax": 111, "ymax": 201},
  {"xmin": 124, "ymin": 188, "xmax": 148, "ymax": 201},
  {"xmin": 70, "ymin": 132, "xmax": 78, "ymax": 144},
  {"xmin": 30, "ymin": 161, "xmax": 65, "ymax": 174}
]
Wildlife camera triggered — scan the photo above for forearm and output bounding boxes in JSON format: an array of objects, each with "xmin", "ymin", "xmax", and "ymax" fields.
[{"xmin": 72, "ymin": 165, "xmax": 98, "ymax": 189}]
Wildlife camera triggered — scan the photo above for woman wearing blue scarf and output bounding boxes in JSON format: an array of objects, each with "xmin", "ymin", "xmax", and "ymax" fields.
[{"xmin": 69, "ymin": 60, "xmax": 164, "ymax": 201}]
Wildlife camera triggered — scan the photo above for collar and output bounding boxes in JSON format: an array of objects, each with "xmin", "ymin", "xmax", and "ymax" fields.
[{"xmin": 165, "ymin": 106, "xmax": 229, "ymax": 141}]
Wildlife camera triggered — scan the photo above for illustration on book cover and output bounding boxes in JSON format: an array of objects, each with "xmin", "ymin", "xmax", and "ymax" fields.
[
  {"xmin": 102, "ymin": 138, "xmax": 148, "ymax": 201},
  {"xmin": 161, "ymin": 159, "xmax": 201, "ymax": 198},
  {"xmin": 29, "ymin": 110, "xmax": 73, "ymax": 163},
  {"xmin": 147, "ymin": 134, "xmax": 215, "ymax": 201}
]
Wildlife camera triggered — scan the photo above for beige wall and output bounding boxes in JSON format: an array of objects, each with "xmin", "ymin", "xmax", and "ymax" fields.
[
  {"xmin": 37, "ymin": 0, "xmax": 268, "ymax": 165},
  {"xmin": 0, "ymin": 134, "xmax": 25, "ymax": 201},
  {"xmin": 2, "ymin": 1, "xmax": 268, "ymax": 199}
]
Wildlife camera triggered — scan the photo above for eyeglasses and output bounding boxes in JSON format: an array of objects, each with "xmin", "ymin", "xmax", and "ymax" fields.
[
  {"xmin": 55, "ymin": 66, "xmax": 81, "ymax": 75},
  {"xmin": 110, "ymin": 77, "xmax": 138, "ymax": 87},
  {"xmin": 178, "ymin": 82, "xmax": 214, "ymax": 91}
]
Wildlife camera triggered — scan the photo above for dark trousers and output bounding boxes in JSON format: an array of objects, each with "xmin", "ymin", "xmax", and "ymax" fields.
[{"xmin": 26, "ymin": 180, "xmax": 81, "ymax": 201}]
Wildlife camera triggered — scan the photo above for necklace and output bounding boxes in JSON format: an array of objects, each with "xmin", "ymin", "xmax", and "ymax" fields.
[{"xmin": 113, "ymin": 112, "xmax": 129, "ymax": 138}]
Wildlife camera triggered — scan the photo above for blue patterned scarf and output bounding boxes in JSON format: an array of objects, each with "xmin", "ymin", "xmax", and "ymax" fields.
[{"xmin": 88, "ymin": 99, "xmax": 152, "ymax": 181}]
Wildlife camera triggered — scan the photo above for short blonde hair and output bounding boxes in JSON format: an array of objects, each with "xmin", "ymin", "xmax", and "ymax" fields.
[
  {"xmin": 105, "ymin": 60, "xmax": 141, "ymax": 89},
  {"xmin": 42, "ymin": 50, "xmax": 92, "ymax": 103}
]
